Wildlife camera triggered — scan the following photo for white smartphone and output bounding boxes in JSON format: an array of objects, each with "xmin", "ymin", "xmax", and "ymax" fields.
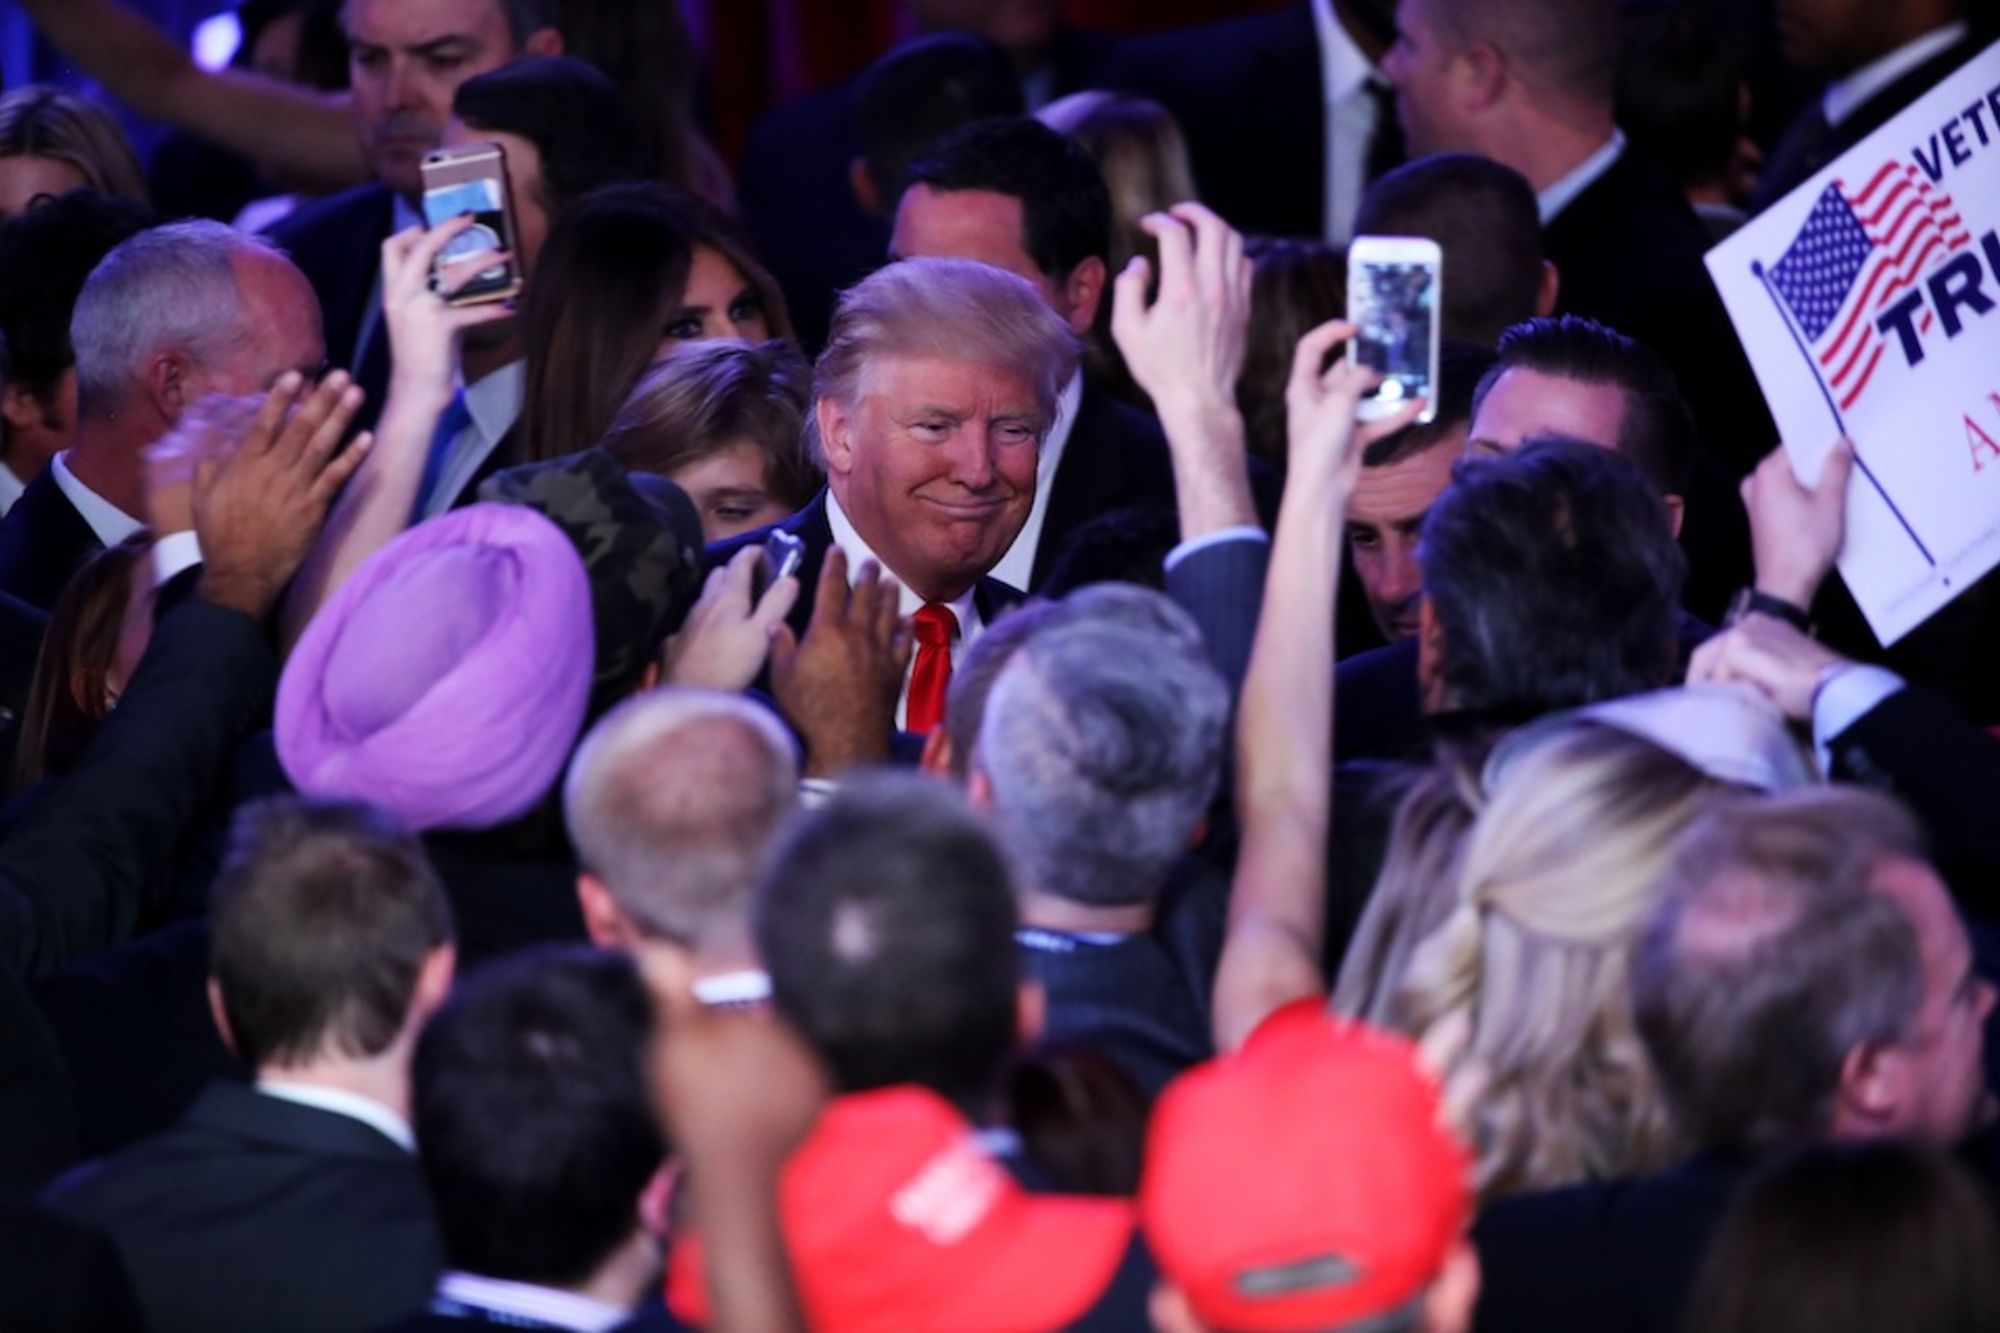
[{"xmin": 1347, "ymin": 235, "xmax": 1442, "ymax": 424}]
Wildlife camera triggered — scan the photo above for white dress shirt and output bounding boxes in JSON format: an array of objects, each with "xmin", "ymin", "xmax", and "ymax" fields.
[
  {"xmin": 1537, "ymin": 129, "xmax": 1628, "ymax": 225},
  {"xmin": 417, "ymin": 359, "xmax": 526, "ymax": 521},
  {"xmin": 255, "ymin": 1079, "xmax": 415, "ymax": 1152},
  {"xmin": 0, "ymin": 460, "xmax": 25, "ymax": 517},
  {"xmin": 1312, "ymin": 0, "xmax": 1386, "ymax": 245},
  {"xmin": 824, "ymin": 489, "xmax": 984, "ymax": 730},
  {"xmin": 1823, "ymin": 23, "xmax": 1968, "ymax": 128},
  {"xmin": 432, "ymin": 1272, "xmax": 628, "ymax": 1333},
  {"xmin": 49, "ymin": 451, "xmax": 144, "ymax": 548},
  {"xmin": 985, "ymin": 371, "xmax": 1082, "ymax": 594}
]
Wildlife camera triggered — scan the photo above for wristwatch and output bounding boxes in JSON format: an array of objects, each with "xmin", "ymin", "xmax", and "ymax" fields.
[{"xmin": 1725, "ymin": 588, "xmax": 1812, "ymax": 633}]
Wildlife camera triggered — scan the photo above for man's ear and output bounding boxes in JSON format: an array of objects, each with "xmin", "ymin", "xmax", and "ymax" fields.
[
  {"xmin": 1535, "ymin": 260, "xmax": 1561, "ymax": 318},
  {"xmin": 1424, "ymin": 1239, "xmax": 1482, "ymax": 1333},
  {"xmin": 1150, "ymin": 1284, "xmax": 1208, "ymax": 1333},
  {"xmin": 816, "ymin": 396, "xmax": 857, "ymax": 477},
  {"xmin": 1016, "ymin": 979, "xmax": 1046, "ymax": 1046},
  {"xmin": 919, "ymin": 725, "xmax": 957, "ymax": 780},
  {"xmin": 965, "ymin": 764, "xmax": 995, "ymax": 811},
  {"xmin": 1416, "ymin": 596, "xmax": 1449, "ymax": 713},
  {"xmin": 849, "ymin": 157, "xmax": 883, "ymax": 219},
  {"xmin": 414, "ymin": 944, "xmax": 457, "ymax": 1018},
  {"xmin": 1460, "ymin": 39, "xmax": 1508, "ymax": 111},
  {"xmin": 206, "ymin": 977, "xmax": 239, "ymax": 1058},
  {"xmin": 524, "ymin": 27, "xmax": 564, "ymax": 57},
  {"xmin": 146, "ymin": 351, "xmax": 193, "ymax": 422},
  {"xmin": 0, "ymin": 381, "xmax": 42, "ymax": 434},
  {"xmin": 1062, "ymin": 255, "xmax": 1109, "ymax": 334},
  {"xmin": 1662, "ymin": 492, "xmax": 1685, "ymax": 540},
  {"xmin": 1832, "ymin": 1039, "xmax": 1906, "ymax": 1135},
  {"xmin": 578, "ymin": 872, "xmax": 639, "ymax": 950},
  {"xmin": 638, "ymin": 1163, "xmax": 676, "ymax": 1240}
]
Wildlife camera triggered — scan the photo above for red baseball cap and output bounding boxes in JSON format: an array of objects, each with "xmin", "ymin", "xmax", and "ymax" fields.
[
  {"xmin": 668, "ymin": 1085, "xmax": 1134, "ymax": 1333},
  {"xmin": 1140, "ymin": 1002, "xmax": 1473, "ymax": 1332}
]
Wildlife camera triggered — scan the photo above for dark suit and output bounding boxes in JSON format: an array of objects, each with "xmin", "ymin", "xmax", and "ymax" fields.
[
  {"xmin": 1102, "ymin": 5, "xmax": 1328, "ymax": 239},
  {"xmin": 707, "ymin": 490, "xmax": 1023, "ymax": 645},
  {"xmin": 1472, "ymin": 1154, "xmax": 1752, "ymax": 1333},
  {"xmin": 0, "ymin": 591, "xmax": 48, "ymax": 793},
  {"xmin": 46, "ymin": 1081, "xmax": 440, "ymax": 1333},
  {"xmin": 1543, "ymin": 146, "xmax": 1774, "ymax": 476},
  {"xmin": 0, "ymin": 1200, "xmax": 146, "ymax": 1333},
  {"xmin": 0, "ymin": 469, "xmax": 102, "ymax": 610},
  {"xmin": 1825, "ymin": 685, "xmax": 2000, "ymax": 910},
  {"xmin": 1752, "ymin": 28, "xmax": 1988, "ymax": 213},
  {"xmin": 1032, "ymin": 383, "xmax": 1180, "ymax": 590},
  {"xmin": 267, "ymin": 184, "xmax": 399, "ymax": 426}
]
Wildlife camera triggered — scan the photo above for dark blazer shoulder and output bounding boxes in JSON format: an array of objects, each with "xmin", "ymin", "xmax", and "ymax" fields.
[
  {"xmin": 0, "ymin": 471, "xmax": 101, "ymax": 610},
  {"xmin": 264, "ymin": 182, "xmax": 396, "ymax": 250}
]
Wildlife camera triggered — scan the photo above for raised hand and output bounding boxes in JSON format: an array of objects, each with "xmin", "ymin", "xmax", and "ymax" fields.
[
  {"xmin": 378, "ymin": 216, "xmax": 512, "ymax": 402},
  {"xmin": 1686, "ymin": 612, "xmax": 1849, "ymax": 721},
  {"xmin": 769, "ymin": 548, "xmax": 913, "ymax": 778},
  {"xmin": 1111, "ymin": 202, "xmax": 1252, "ymax": 412},
  {"xmin": 145, "ymin": 391, "xmax": 264, "ymax": 536},
  {"xmin": 1282, "ymin": 319, "xmax": 1423, "ymax": 493},
  {"xmin": 661, "ymin": 546, "xmax": 802, "ymax": 691},
  {"xmin": 1741, "ymin": 439, "xmax": 1853, "ymax": 609},
  {"xmin": 196, "ymin": 370, "xmax": 371, "ymax": 617}
]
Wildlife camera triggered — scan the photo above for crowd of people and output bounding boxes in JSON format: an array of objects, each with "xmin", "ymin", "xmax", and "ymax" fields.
[{"xmin": 0, "ymin": 0, "xmax": 1998, "ymax": 1329}]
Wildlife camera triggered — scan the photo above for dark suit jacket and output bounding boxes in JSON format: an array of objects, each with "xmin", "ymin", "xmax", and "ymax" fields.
[
  {"xmin": 0, "ymin": 1199, "xmax": 146, "ymax": 1333},
  {"xmin": 707, "ymin": 490, "xmax": 1023, "ymax": 645},
  {"xmin": 1032, "ymin": 383, "xmax": 1180, "ymax": 590},
  {"xmin": 0, "ymin": 591, "xmax": 48, "ymax": 793},
  {"xmin": 0, "ymin": 470, "xmax": 102, "ymax": 611},
  {"xmin": 1752, "ymin": 29, "xmax": 1989, "ymax": 213},
  {"xmin": 267, "ymin": 184, "xmax": 398, "ymax": 426},
  {"xmin": 1826, "ymin": 685, "xmax": 2000, "ymax": 911},
  {"xmin": 1472, "ymin": 1154, "xmax": 1752, "ymax": 1333},
  {"xmin": 1543, "ymin": 146, "xmax": 1774, "ymax": 475},
  {"xmin": 46, "ymin": 1081, "xmax": 441, "ymax": 1333},
  {"xmin": 1102, "ymin": 5, "xmax": 1328, "ymax": 239}
]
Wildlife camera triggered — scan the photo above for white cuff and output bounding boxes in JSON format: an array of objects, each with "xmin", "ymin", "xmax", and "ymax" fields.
[
  {"xmin": 1812, "ymin": 664, "xmax": 1904, "ymax": 774},
  {"xmin": 151, "ymin": 530, "xmax": 204, "ymax": 589},
  {"xmin": 1163, "ymin": 525, "xmax": 1268, "ymax": 574}
]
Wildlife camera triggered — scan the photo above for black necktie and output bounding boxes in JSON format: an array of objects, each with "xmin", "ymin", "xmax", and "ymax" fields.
[{"xmin": 1363, "ymin": 77, "xmax": 1406, "ymax": 186}]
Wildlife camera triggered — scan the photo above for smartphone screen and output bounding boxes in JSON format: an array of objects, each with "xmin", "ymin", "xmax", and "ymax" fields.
[
  {"xmin": 1349, "ymin": 249, "xmax": 1440, "ymax": 418},
  {"xmin": 420, "ymin": 146, "xmax": 520, "ymax": 304}
]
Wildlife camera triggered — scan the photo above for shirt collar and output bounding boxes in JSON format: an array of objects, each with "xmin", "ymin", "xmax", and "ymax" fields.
[
  {"xmin": 1822, "ymin": 22, "xmax": 1968, "ymax": 128},
  {"xmin": 1312, "ymin": 0, "xmax": 1377, "ymax": 105},
  {"xmin": 1536, "ymin": 128, "xmax": 1628, "ymax": 224},
  {"xmin": 0, "ymin": 460, "xmax": 25, "ymax": 517},
  {"xmin": 462, "ymin": 359, "xmax": 527, "ymax": 447},
  {"xmin": 824, "ymin": 488, "xmax": 983, "ymax": 631},
  {"xmin": 255, "ymin": 1080, "xmax": 415, "ymax": 1153},
  {"xmin": 49, "ymin": 451, "xmax": 144, "ymax": 547},
  {"xmin": 433, "ymin": 1272, "xmax": 629, "ymax": 1333},
  {"xmin": 690, "ymin": 969, "xmax": 772, "ymax": 1008}
]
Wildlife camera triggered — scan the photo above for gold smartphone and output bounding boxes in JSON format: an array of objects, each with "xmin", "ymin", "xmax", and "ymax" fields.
[{"xmin": 419, "ymin": 141, "xmax": 524, "ymax": 306}]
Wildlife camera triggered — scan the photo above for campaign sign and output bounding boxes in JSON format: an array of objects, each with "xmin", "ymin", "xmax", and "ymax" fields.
[{"xmin": 1708, "ymin": 39, "xmax": 2000, "ymax": 645}]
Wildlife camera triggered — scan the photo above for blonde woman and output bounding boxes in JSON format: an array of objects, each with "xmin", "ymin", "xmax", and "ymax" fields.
[
  {"xmin": 0, "ymin": 86, "xmax": 148, "ymax": 222},
  {"xmin": 1337, "ymin": 720, "xmax": 1724, "ymax": 1204},
  {"xmin": 1038, "ymin": 91, "xmax": 1198, "ymax": 280}
]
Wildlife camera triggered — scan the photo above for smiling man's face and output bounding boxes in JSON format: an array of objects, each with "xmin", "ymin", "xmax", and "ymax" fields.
[{"xmin": 817, "ymin": 355, "xmax": 1041, "ymax": 603}]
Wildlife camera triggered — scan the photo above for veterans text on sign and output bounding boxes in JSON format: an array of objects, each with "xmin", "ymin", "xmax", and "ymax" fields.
[{"xmin": 1708, "ymin": 38, "xmax": 2000, "ymax": 645}]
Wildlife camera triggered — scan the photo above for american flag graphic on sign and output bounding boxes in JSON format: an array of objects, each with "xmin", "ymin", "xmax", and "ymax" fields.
[{"xmin": 1766, "ymin": 162, "xmax": 1975, "ymax": 411}]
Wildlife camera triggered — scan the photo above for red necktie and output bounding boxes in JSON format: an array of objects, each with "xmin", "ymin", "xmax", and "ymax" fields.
[{"xmin": 906, "ymin": 604, "xmax": 960, "ymax": 735}]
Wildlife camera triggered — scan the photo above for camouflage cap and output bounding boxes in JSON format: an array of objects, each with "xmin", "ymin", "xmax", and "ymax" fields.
[{"xmin": 478, "ymin": 446, "xmax": 705, "ymax": 716}]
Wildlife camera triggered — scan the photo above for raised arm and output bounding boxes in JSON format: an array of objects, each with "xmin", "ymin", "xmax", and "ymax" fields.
[
  {"xmin": 0, "ymin": 374, "xmax": 367, "ymax": 978},
  {"xmin": 1210, "ymin": 326, "xmax": 1420, "ymax": 1051},
  {"xmin": 281, "ymin": 218, "xmax": 509, "ymax": 646},
  {"xmin": 18, "ymin": 0, "xmax": 366, "ymax": 192},
  {"xmin": 1110, "ymin": 203, "xmax": 1264, "ymax": 693}
]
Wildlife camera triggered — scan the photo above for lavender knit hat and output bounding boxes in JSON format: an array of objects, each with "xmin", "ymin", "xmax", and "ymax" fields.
[{"xmin": 276, "ymin": 503, "xmax": 595, "ymax": 830}]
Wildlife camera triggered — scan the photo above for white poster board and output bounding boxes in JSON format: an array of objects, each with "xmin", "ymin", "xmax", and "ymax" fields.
[{"xmin": 1706, "ymin": 39, "xmax": 2000, "ymax": 645}]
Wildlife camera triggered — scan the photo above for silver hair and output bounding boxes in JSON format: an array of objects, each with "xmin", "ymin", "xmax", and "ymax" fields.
[
  {"xmin": 977, "ymin": 612, "xmax": 1227, "ymax": 909},
  {"xmin": 805, "ymin": 256, "xmax": 1080, "ymax": 466},
  {"xmin": 69, "ymin": 219, "xmax": 285, "ymax": 420},
  {"xmin": 563, "ymin": 688, "xmax": 800, "ymax": 946}
]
